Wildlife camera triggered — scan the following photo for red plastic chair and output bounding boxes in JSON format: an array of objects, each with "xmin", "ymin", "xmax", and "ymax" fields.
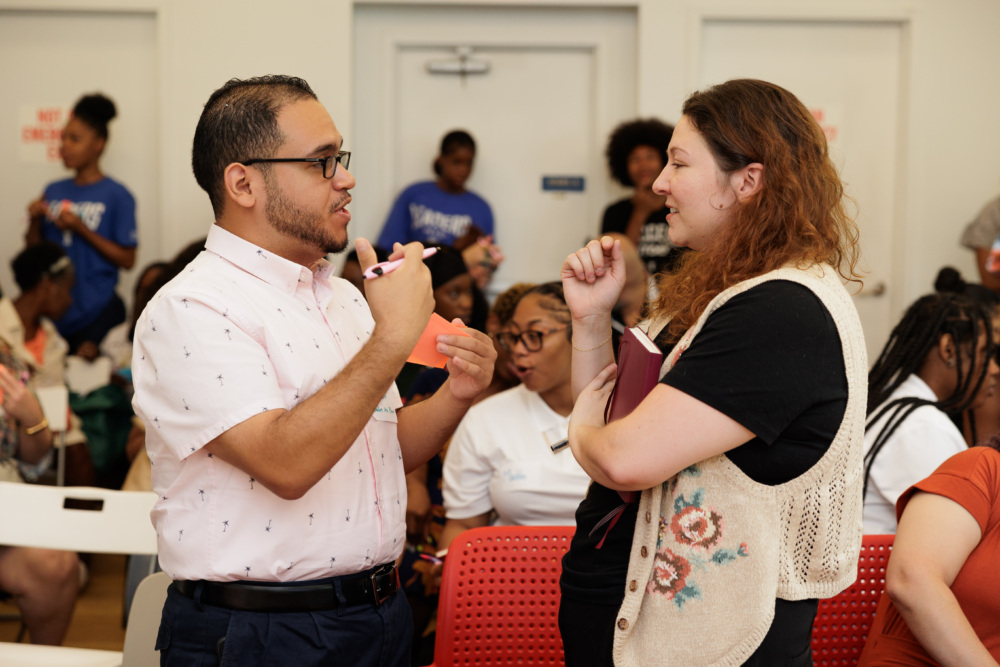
[
  {"xmin": 811, "ymin": 534, "xmax": 895, "ymax": 666},
  {"xmin": 430, "ymin": 525, "xmax": 574, "ymax": 666}
]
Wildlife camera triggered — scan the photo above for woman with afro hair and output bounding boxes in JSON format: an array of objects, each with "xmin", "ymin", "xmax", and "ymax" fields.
[
  {"xmin": 26, "ymin": 92, "xmax": 138, "ymax": 360},
  {"xmin": 600, "ymin": 118, "xmax": 685, "ymax": 276}
]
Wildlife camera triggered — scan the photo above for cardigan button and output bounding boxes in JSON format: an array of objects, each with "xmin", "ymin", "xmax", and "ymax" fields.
[
  {"xmin": 629, "ymin": 580, "xmax": 638, "ymax": 592},
  {"xmin": 640, "ymin": 546, "xmax": 648, "ymax": 557},
  {"xmin": 618, "ymin": 618, "xmax": 628, "ymax": 630},
  {"xmin": 645, "ymin": 511, "xmax": 652, "ymax": 523}
]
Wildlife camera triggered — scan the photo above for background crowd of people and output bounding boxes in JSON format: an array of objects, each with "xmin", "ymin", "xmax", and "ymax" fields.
[{"xmin": 2, "ymin": 76, "xmax": 1000, "ymax": 667}]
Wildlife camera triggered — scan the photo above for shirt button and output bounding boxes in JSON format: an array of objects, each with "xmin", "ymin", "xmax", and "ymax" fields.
[
  {"xmin": 618, "ymin": 618, "xmax": 628, "ymax": 630},
  {"xmin": 640, "ymin": 546, "xmax": 648, "ymax": 558},
  {"xmin": 645, "ymin": 511, "xmax": 652, "ymax": 523},
  {"xmin": 629, "ymin": 580, "xmax": 638, "ymax": 592}
]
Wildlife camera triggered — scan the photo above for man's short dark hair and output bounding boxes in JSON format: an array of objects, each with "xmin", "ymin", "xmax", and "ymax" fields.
[{"xmin": 192, "ymin": 75, "xmax": 318, "ymax": 218}]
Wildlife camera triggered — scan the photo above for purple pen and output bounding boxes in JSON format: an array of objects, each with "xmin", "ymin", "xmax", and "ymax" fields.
[{"xmin": 363, "ymin": 247, "xmax": 438, "ymax": 280}]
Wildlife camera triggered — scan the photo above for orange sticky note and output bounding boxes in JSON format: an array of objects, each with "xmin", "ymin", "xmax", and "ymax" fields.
[{"xmin": 407, "ymin": 313, "xmax": 470, "ymax": 368}]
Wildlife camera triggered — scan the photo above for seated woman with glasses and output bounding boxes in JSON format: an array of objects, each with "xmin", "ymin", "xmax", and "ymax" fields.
[{"xmin": 438, "ymin": 282, "xmax": 591, "ymax": 552}]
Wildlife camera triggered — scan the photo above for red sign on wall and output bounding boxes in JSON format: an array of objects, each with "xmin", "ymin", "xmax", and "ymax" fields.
[{"xmin": 20, "ymin": 105, "xmax": 70, "ymax": 164}]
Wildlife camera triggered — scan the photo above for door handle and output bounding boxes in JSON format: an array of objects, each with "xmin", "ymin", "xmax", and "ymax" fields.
[{"xmin": 856, "ymin": 281, "xmax": 886, "ymax": 298}]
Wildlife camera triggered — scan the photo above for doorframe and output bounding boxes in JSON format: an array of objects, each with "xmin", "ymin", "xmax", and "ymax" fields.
[
  {"xmin": 352, "ymin": 2, "xmax": 641, "ymax": 250},
  {"xmin": 684, "ymin": 2, "xmax": 914, "ymax": 322}
]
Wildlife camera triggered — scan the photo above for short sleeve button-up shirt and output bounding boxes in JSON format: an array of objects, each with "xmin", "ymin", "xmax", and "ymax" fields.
[{"xmin": 132, "ymin": 225, "xmax": 405, "ymax": 582}]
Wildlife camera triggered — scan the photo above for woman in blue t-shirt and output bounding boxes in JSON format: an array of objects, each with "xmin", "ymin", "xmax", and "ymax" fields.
[
  {"xmin": 26, "ymin": 92, "xmax": 137, "ymax": 358},
  {"xmin": 377, "ymin": 130, "xmax": 495, "ymax": 249}
]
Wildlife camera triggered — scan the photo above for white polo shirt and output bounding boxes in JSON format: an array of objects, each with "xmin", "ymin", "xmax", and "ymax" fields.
[
  {"xmin": 863, "ymin": 373, "xmax": 968, "ymax": 533},
  {"xmin": 443, "ymin": 384, "xmax": 590, "ymax": 526}
]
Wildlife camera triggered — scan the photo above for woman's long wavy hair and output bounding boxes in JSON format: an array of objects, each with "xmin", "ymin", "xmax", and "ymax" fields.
[{"xmin": 651, "ymin": 79, "xmax": 862, "ymax": 342}]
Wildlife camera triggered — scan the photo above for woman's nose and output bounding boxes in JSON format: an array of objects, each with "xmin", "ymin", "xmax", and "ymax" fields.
[{"xmin": 652, "ymin": 166, "xmax": 670, "ymax": 195}]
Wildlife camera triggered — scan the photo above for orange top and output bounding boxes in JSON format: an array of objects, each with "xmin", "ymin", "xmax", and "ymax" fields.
[
  {"xmin": 858, "ymin": 447, "xmax": 1000, "ymax": 665},
  {"xmin": 24, "ymin": 326, "xmax": 47, "ymax": 366}
]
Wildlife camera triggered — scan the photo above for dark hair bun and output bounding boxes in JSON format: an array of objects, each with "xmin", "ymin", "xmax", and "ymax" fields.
[
  {"xmin": 934, "ymin": 266, "xmax": 966, "ymax": 294},
  {"xmin": 72, "ymin": 93, "xmax": 117, "ymax": 137}
]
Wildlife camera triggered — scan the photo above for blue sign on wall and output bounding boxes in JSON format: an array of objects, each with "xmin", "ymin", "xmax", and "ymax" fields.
[{"xmin": 542, "ymin": 176, "xmax": 585, "ymax": 192}]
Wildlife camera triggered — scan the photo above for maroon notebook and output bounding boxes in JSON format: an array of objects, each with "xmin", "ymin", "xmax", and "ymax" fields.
[
  {"xmin": 604, "ymin": 326, "xmax": 663, "ymax": 424},
  {"xmin": 598, "ymin": 326, "xmax": 663, "ymax": 515}
]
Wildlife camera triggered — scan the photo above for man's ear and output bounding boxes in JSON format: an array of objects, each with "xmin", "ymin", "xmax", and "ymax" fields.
[
  {"xmin": 223, "ymin": 162, "xmax": 258, "ymax": 211},
  {"xmin": 731, "ymin": 163, "xmax": 763, "ymax": 202}
]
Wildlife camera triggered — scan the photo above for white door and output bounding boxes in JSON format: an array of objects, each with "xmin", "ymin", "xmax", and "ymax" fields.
[
  {"xmin": 698, "ymin": 18, "xmax": 906, "ymax": 362},
  {"xmin": 0, "ymin": 10, "xmax": 159, "ymax": 307},
  {"xmin": 353, "ymin": 5, "xmax": 637, "ymax": 292}
]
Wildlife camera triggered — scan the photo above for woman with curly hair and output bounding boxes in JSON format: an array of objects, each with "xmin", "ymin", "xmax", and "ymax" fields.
[
  {"xmin": 600, "ymin": 117, "xmax": 685, "ymax": 276},
  {"xmin": 26, "ymin": 92, "xmax": 138, "ymax": 359},
  {"xmin": 560, "ymin": 79, "xmax": 867, "ymax": 665}
]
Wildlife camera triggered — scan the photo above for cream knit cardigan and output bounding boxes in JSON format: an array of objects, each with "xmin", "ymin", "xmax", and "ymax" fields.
[{"xmin": 612, "ymin": 263, "xmax": 867, "ymax": 667}]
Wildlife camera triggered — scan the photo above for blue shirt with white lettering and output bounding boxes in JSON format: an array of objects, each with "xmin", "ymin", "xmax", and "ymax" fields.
[
  {"xmin": 42, "ymin": 176, "xmax": 137, "ymax": 336},
  {"xmin": 377, "ymin": 181, "xmax": 494, "ymax": 247}
]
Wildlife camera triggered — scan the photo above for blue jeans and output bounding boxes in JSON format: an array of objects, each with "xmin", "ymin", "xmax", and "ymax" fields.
[{"xmin": 156, "ymin": 583, "xmax": 413, "ymax": 667}]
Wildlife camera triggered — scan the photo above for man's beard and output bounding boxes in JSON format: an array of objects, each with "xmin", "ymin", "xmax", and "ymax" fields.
[{"xmin": 264, "ymin": 177, "xmax": 349, "ymax": 255}]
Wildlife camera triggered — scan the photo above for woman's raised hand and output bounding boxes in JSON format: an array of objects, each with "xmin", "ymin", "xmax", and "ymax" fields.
[{"xmin": 560, "ymin": 236, "xmax": 626, "ymax": 323}]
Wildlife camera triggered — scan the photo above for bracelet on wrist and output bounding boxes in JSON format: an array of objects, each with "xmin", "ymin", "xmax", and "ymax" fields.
[
  {"xmin": 572, "ymin": 332, "xmax": 612, "ymax": 352},
  {"xmin": 23, "ymin": 417, "xmax": 49, "ymax": 436}
]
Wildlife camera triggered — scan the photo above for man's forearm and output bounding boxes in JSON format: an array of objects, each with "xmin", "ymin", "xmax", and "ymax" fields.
[
  {"xmin": 206, "ymin": 330, "xmax": 410, "ymax": 499},
  {"xmin": 396, "ymin": 379, "xmax": 473, "ymax": 472}
]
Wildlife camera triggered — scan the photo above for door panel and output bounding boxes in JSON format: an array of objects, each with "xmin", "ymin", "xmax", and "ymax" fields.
[
  {"xmin": 354, "ymin": 5, "xmax": 637, "ymax": 291},
  {"xmin": 0, "ymin": 10, "xmax": 159, "ymax": 307},
  {"xmin": 699, "ymin": 19, "xmax": 905, "ymax": 361}
]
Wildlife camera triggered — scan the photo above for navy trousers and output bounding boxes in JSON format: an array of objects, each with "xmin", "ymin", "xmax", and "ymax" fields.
[{"xmin": 156, "ymin": 583, "xmax": 413, "ymax": 667}]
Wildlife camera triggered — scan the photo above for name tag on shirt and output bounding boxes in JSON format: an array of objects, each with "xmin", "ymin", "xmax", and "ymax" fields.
[{"xmin": 372, "ymin": 394, "xmax": 398, "ymax": 423}]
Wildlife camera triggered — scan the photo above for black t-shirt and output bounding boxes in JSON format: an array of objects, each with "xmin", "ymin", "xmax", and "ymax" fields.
[
  {"xmin": 560, "ymin": 280, "xmax": 848, "ymax": 603},
  {"xmin": 600, "ymin": 198, "xmax": 686, "ymax": 275}
]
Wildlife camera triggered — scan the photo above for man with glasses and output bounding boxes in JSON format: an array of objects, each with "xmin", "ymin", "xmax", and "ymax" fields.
[{"xmin": 132, "ymin": 75, "xmax": 496, "ymax": 665}]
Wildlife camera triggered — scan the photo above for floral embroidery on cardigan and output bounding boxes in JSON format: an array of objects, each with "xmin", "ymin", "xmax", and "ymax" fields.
[{"xmin": 648, "ymin": 466, "xmax": 750, "ymax": 609}]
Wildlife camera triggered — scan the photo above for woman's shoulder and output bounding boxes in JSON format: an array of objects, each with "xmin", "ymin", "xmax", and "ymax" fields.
[
  {"xmin": 399, "ymin": 180, "xmax": 438, "ymax": 197},
  {"xmin": 44, "ymin": 177, "xmax": 77, "ymax": 195},
  {"xmin": 98, "ymin": 176, "xmax": 136, "ymax": 200},
  {"xmin": 468, "ymin": 384, "xmax": 532, "ymax": 415},
  {"xmin": 939, "ymin": 446, "xmax": 1000, "ymax": 476},
  {"xmin": 715, "ymin": 279, "xmax": 833, "ymax": 328}
]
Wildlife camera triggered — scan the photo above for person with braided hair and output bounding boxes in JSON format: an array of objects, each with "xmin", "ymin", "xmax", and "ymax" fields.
[{"xmin": 863, "ymin": 292, "xmax": 1000, "ymax": 534}]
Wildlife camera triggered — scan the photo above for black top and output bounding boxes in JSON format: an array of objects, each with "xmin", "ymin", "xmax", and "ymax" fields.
[
  {"xmin": 560, "ymin": 280, "xmax": 848, "ymax": 603},
  {"xmin": 601, "ymin": 198, "xmax": 686, "ymax": 275}
]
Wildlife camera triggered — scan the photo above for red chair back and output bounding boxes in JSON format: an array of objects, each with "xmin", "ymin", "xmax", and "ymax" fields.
[
  {"xmin": 431, "ymin": 525, "xmax": 574, "ymax": 666},
  {"xmin": 811, "ymin": 534, "xmax": 895, "ymax": 666}
]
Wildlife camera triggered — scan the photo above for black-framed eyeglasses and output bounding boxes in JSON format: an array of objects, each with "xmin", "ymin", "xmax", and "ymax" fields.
[
  {"xmin": 241, "ymin": 151, "xmax": 351, "ymax": 179},
  {"xmin": 496, "ymin": 327, "xmax": 569, "ymax": 353}
]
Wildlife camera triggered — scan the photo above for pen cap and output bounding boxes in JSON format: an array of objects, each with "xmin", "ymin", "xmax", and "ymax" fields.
[{"xmin": 425, "ymin": 246, "xmax": 468, "ymax": 289}]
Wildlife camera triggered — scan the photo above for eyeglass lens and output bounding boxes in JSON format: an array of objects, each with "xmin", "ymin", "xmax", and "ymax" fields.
[
  {"xmin": 499, "ymin": 330, "xmax": 543, "ymax": 352},
  {"xmin": 324, "ymin": 152, "xmax": 351, "ymax": 179}
]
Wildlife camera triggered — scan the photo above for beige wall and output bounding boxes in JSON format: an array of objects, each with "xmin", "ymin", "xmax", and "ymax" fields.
[{"xmin": 1, "ymin": 0, "xmax": 998, "ymax": 315}]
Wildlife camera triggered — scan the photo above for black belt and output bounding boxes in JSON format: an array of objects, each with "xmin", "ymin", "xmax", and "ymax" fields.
[{"xmin": 172, "ymin": 563, "xmax": 399, "ymax": 612}]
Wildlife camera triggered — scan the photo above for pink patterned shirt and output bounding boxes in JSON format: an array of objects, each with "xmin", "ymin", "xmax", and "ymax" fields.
[{"xmin": 132, "ymin": 225, "xmax": 405, "ymax": 582}]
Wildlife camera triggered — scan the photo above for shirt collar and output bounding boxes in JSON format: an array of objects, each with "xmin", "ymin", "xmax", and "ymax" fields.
[{"xmin": 205, "ymin": 225, "xmax": 335, "ymax": 292}]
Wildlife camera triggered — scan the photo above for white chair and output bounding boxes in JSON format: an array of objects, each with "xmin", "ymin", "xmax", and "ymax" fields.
[
  {"xmin": 33, "ymin": 385, "xmax": 69, "ymax": 486},
  {"xmin": 0, "ymin": 482, "xmax": 159, "ymax": 665},
  {"xmin": 121, "ymin": 572, "xmax": 170, "ymax": 667}
]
